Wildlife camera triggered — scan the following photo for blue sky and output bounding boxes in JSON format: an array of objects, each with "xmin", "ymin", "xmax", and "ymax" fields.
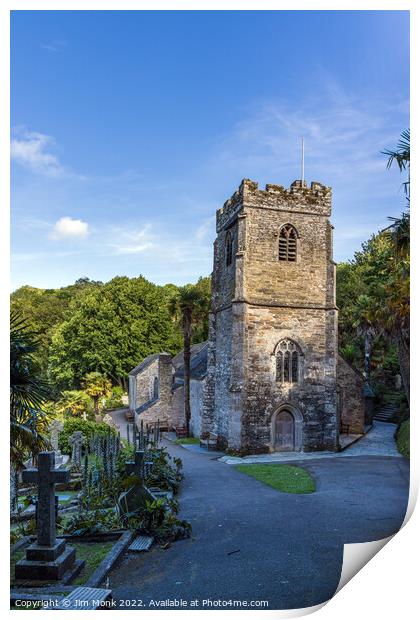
[{"xmin": 11, "ymin": 10, "xmax": 409, "ymax": 290}]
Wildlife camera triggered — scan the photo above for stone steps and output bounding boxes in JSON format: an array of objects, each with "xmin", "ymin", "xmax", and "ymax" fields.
[{"xmin": 374, "ymin": 404, "xmax": 399, "ymax": 423}]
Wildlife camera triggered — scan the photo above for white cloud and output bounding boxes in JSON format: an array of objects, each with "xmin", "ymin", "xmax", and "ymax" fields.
[
  {"xmin": 11, "ymin": 131, "xmax": 65, "ymax": 177},
  {"xmin": 108, "ymin": 224, "xmax": 155, "ymax": 255},
  {"xmin": 50, "ymin": 217, "xmax": 89, "ymax": 240},
  {"xmin": 215, "ymin": 88, "xmax": 409, "ymax": 192},
  {"xmin": 41, "ymin": 39, "xmax": 67, "ymax": 53},
  {"xmin": 195, "ymin": 217, "xmax": 214, "ymax": 242}
]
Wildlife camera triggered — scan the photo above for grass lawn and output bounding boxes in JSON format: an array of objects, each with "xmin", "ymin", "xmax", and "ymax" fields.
[
  {"xmin": 72, "ymin": 541, "xmax": 114, "ymax": 585},
  {"xmin": 396, "ymin": 420, "xmax": 410, "ymax": 458},
  {"xmin": 174, "ymin": 437, "xmax": 200, "ymax": 445},
  {"xmin": 10, "ymin": 541, "xmax": 114, "ymax": 587},
  {"xmin": 234, "ymin": 463, "xmax": 316, "ymax": 494}
]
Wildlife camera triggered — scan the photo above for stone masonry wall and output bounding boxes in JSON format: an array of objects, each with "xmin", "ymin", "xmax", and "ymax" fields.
[
  {"xmin": 134, "ymin": 354, "xmax": 177, "ymax": 430},
  {"xmin": 242, "ymin": 305, "xmax": 338, "ymax": 452},
  {"xmin": 337, "ymin": 356, "xmax": 366, "ymax": 434},
  {"xmin": 134, "ymin": 358, "xmax": 159, "ymax": 409}
]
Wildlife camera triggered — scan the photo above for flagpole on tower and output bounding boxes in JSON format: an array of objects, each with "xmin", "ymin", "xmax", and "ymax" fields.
[{"xmin": 301, "ymin": 138, "xmax": 305, "ymax": 185}]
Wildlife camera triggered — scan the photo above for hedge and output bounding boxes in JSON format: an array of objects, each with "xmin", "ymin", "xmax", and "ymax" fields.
[{"xmin": 58, "ymin": 418, "xmax": 117, "ymax": 455}]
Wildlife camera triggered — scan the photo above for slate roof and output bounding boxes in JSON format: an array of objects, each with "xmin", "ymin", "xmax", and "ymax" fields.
[
  {"xmin": 174, "ymin": 342, "xmax": 209, "ymax": 383},
  {"xmin": 171, "ymin": 342, "xmax": 208, "ymax": 371}
]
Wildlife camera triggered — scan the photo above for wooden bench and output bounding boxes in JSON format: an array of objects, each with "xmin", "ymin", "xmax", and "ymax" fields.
[
  {"xmin": 340, "ymin": 423, "xmax": 350, "ymax": 435},
  {"xmin": 175, "ymin": 426, "xmax": 188, "ymax": 438},
  {"xmin": 200, "ymin": 432, "xmax": 218, "ymax": 451}
]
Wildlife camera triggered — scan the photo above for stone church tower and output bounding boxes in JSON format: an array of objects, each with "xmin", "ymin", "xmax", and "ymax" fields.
[{"xmin": 202, "ymin": 178, "xmax": 340, "ymax": 453}]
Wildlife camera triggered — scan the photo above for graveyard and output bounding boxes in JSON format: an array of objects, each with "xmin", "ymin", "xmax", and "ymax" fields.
[{"xmin": 10, "ymin": 415, "xmax": 191, "ymax": 609}]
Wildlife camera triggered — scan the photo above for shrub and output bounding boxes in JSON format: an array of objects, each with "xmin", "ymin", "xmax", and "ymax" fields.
[
  {"xmin": 105, "ymin": 387, "xmax": 126, "ymax": 410},
  {"xmin": 144, "ymin": 447, "xmax": 183, "ymax": 492},
  {"xmin": 57, "ymin": 390, "xmax": 94, "ymax": 418},
  {"xmin": 396, "ymin": 420, "xmax": 410, "ymax": 458},
  {"xmin": 59, "ymin": 418, "xmax": 117, "ymax": 455}
]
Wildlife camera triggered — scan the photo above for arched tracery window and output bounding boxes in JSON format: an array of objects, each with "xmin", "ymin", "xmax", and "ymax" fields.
[
  {"xmin": 225, "ymin": 231, "xmax": 234, "ymax": 266},
  {"xmin": 279, "ymin": 224, "xmax": 298, "ymax": 262},
  {"xmin": 276, "ymin": 340, "xmax": 302, "ymax": 383}
]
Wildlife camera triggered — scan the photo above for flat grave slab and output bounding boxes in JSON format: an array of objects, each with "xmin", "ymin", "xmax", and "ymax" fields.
[
  {"xmin": 57, "ymin": 586, "xmax": 113, "ymax": 610},
  {"xmin": 128, "ymin": 535, "xmax": 154, "ymax": 552}
]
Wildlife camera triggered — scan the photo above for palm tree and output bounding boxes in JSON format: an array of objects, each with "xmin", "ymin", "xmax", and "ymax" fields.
[
  {"xmin": 351, "ymin": 295, "xmax": 376, "ymax": 382},
  {"xmin": 380, "ymin": 129, "xmax": 410, "ymax": 401},
  {"xmin": 57, "ymin": 390, "xmax": 92, "ymax": 417},
  {"xmin": 169, "ymin": 285, "xmax": 210, "ymax": 436},
  {"xmin": 382, "ymin": 129, "xmax": 410, "ymax": 176},
  {"xmin": 82, "ymin": 372, "xmax": 112, "ymax": 417},
  {"xmin": 10, "ymin": 312, "xmax": 50, "ymax": 469}
]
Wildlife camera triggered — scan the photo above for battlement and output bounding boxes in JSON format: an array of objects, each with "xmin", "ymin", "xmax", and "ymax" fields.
[{"xmin": 216, "ymin": 178, "xmax": 332, "ymax": 231}]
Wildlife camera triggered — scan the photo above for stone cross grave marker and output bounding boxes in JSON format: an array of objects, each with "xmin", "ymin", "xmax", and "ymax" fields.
[
  {"xmin": 22, "ymin": 451, "xmax": 68, "ymax": 546},
  {"xmin": 69, "ymin": 431, "xmax": 84, "ymax": 468},
  {"xmin": 125, "ymin": 450, "xmax": 145, "ymax": 480},
  {"xmin": 49, "ymin": 419, "xmax": 64, "ymax": 453},
  {"xmin": 15, "ymin": 451, "xmax": 82, "ymax": 581}
]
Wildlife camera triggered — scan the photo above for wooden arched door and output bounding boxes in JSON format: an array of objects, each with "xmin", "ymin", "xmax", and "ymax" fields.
[{"xmin": 274, "ymin": 410, "xmax": 295, "ymax": 451}]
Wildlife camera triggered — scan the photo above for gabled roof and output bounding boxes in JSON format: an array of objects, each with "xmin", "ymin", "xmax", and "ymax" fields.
[{"xmin": 129, "ymin": 352, "xmax": 171, "ymax": 376}]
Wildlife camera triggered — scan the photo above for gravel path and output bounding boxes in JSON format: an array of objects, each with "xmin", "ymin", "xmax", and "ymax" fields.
[
  {"xmin": 219, "ymin": 421, "xmax": 401, "ymax": 465},
  {"xmin": 106, "ymin": 436, "xmax": 409, "ymax": 610}
]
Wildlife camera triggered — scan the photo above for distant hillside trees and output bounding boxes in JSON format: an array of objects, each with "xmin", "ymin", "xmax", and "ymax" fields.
[{"xmin": 11, "ymin": 275, "xmax": 211, "ymax": 394}]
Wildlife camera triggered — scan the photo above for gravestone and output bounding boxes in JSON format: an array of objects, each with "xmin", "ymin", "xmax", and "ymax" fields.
[
  {"xmin": 103, "ymin": 413, "xmax": 118, "ymax": 431},
  {"xmin": 15, "ymin": 451, "xmax": 83, "ymax": 581},
  {"xmin": 125, "ymin": 450, "xmax": 145, "ymax": 480},
  {"xmin": 118, "ymin": 450, "xmax": 154, "ymax": 515},
  {"xmin": 49, "ymin": 419, "xmax": 64, "ymax": 465},
  {"xmin": 69, "ymin": 431, "xmax": 84, "ymax": 469}
]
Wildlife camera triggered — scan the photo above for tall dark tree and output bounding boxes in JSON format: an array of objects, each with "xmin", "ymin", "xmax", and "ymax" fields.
[
  {"xmin": 10, "ymin": 313, "xmax": 50, "ymax": 469},
  {"xmin": 381, "ymin": 129, "xmax": 410, "ymax": 400},
  {"xmin": 169, "ymin": 284, "xmax": 210, "ymax": 435}
]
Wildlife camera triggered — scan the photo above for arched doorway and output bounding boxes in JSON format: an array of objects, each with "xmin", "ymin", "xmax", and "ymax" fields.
[
  {"xmin": 274, "ymin": 410, "xmax": 295, "ymax": 451},
  {"xmin": 272, "ymin": 405, "xmax": 303, "ymax": 452}
]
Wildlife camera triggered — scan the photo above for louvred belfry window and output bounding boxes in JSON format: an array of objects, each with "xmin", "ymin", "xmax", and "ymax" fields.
[{"xmin": 279, "ymin": 224, "xmax": 298, "ymax": 262}]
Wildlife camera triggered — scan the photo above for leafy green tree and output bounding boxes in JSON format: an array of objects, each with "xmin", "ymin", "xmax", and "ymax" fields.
[
  {"xmin": 10, "ymin": 279, "xmax": 103, "ymax": 393},
  {"xmin": 82, "ymin": 372, "xmax": 112, "ymax": 416},
  {"xmin": 10, "ymin": 313, "xmax": 50, "ymax": 468},
  {"xmin": 169, "ymin": 283, "xmax": 210, "ymax": 435},
  {"xmin": 49, "ymin": 276, "xmax": 181, "ymax": 389}
]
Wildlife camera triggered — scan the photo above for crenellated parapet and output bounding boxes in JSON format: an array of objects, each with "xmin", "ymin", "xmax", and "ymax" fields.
[{"xmin": 216, "ymin": 178, "xmax": 332, "ymax": 231}]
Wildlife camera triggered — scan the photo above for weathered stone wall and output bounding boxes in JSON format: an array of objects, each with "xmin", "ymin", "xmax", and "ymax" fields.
[
  {"xmin": 213, "ymin": 308, "xmax": 233, "ymax": 442},
  {"xmin": 128, "ymin": 375, "xmax": 136, "ymax": 413},
  {"xmin": 337, "ymin": 356, "xmax": 366, "ymax": 434},
  {"xmin": 134, "ymin": 354, "xmax": 177, "ymax": 430},
  {"xmin": 134, "ymin": 358, "xmax": 159, "ymax": 409},
  {"xmin": 242, "ymin": 306, "xmax": 338, "ymax": 452},
  {"xmin": 190, "ymin": 380, "xmax": 203, "ymax": 437},
  {"xmin": 170, "ymin": 385, "xmax": 186, "ymax": 430}
]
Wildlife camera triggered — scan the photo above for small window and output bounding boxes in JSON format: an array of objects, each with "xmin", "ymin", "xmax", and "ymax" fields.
[
  {"xmin": 225, "ymin": 231, "xmax": 234, "ymax": 266},
  {"xmin": 153, "ymin": 376, "xmax": 159, "ymax": 399},
  {"xmin": 276, "ymin": 339, "xmax": 302, "ymax": 383},
  {"xmin": 279, "ymin": 224, "xmax": 298, "ymax": 262}
]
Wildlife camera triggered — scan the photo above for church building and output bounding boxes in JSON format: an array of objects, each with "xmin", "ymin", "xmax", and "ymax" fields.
[{"xmin": 128, "ymin": 178, "xmax": 369, "ymax": 454}]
